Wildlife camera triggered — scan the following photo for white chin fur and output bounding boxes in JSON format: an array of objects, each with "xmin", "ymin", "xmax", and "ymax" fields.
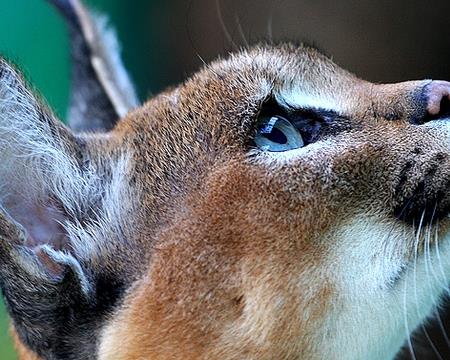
[{"xmin": 318, "ymin": 216, "xmax": 450, "ymax": 360}]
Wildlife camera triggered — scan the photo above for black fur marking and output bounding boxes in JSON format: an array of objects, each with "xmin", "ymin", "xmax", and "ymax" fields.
[
  {"xmin": 2, "ymin": 263, "xmax": 126, "ymax": 360},
  {"xmin": 47, "ymin": 0, "xmax": 80, "ymax": 29},
  {"xmin": 408, "ymin": 86, "xmax": 430, "ymax": 125},
  {"xmin": 393, "ymin": 160, "xmax": 414, "ymax": 199},
  {"xmin": 0, "ymin": 209, "xmax": 128, "ymax": 359},
  {"xmin": 393, "ymin": 151, "xmax": 450, "ymax": 225},
  {"xmin": 412, "ymin": 82, "xmax": 450, "ymax": 125},
  {"xmin": 394, "ymin": 177, "xmax": 450, "ymax": 225}
]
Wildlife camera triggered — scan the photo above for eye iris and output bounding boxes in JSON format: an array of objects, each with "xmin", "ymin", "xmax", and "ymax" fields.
[{"xmin": 254, "ymin": 115, "xmax": 304, "ymax": 152}]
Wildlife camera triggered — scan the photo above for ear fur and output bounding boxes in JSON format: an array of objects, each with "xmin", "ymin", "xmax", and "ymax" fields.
[
  {"xmin": 0, "ymin": 208, "xmax": 94, "ymax": 357},
  {"xmin": 0, "ymin": 56, "xmax": 134, "ymax": 258},
  {"xmin": 49, "ymin": 0, "xmax": 139, "ymax": 131},
  {"xmin": 0, "ymin": 56, "xmax": 101, "ymax": 230},
  {"xmin": 0, "ymin": 57, "xmax": 134, "ymax": 357},
  {"xmin": 0, "ymin": 57, "xmax": 81, "ymax": 199},
  {"xmin": 0, "ymin": 57, "xmax": 94, "ymax": 353}
]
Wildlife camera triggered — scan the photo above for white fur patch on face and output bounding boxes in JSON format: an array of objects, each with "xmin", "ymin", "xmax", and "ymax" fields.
[
  {"xmin": 248, "ymin": 139, "xmax": 336, "ymax": 168},
  {"xmin": 318, "ymin": 216, "xmax": 450, "ymax": 360},
  {"xmin": 422, "ymin": 117, "xmax": 450, "ymax": 132}
]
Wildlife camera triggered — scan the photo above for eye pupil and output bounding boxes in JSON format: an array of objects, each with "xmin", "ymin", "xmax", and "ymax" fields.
[
  {"xmin": 261, "ymin": 126, "xmax": 288, "ymax": 144},
  {"xmin": 254, "ymin": 114, "xmax": 304, "ymax": 152}
]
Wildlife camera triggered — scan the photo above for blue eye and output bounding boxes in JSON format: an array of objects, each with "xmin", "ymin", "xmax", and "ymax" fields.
[{"xmin": 254, "ymin": 115, "xmax": 304, "ymax": 152}]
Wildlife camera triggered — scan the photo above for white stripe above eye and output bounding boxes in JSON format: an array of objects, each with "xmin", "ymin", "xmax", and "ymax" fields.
[{"xmin": 275, "ymin": 89, "xmax": 341, "ymax": 113}]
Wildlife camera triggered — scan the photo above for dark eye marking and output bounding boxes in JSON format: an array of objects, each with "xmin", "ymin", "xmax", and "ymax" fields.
[{"xmin": 288, "ymin": 107, "xmax": 340, "ymax": 144}]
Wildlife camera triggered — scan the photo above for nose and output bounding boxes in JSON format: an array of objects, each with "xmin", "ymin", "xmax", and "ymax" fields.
[
  {"xmin": 422, "ymin": 80, "xmax": 450, "ymax": 122},
  {"xmin": 369, "ymin": 80, "xmax": 450, "ymax": 124}
]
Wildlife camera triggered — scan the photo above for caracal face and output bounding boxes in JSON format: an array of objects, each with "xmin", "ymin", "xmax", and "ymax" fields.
[
  {"xmin": 0, "ymin": 3, "xmax": 450, "ymax": 360},
  {"xmin": 98, "ymin": 44, "xmax": 450, "ymax": 360}
]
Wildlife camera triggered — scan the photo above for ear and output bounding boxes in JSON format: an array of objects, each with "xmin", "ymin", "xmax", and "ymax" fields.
[
  {"xmin": 0, "ymin": 209, "xmax": 93, "ymax": 352},
  {"xmin": 0, "ymin": 56, "xmax": 101, "ymax": 353},
  {"xmin": 0, "ymin": 56, "xmax": 93, "ymax": 274},
  {"xmin": 0, "ymin": 57, "xmax": 87, "ymax": 251},
  {"xmin": 49, "ymin": 0, "xmax": 139, "ymax": 131},
  {"xmin": 0, "ymin": 57, "xmax": 136, "ymax": 356}
]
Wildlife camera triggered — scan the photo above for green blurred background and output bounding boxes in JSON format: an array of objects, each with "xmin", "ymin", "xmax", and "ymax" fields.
[{"xmin": 1, "ymin": 0, "xmax": 450, "ymax": 358}]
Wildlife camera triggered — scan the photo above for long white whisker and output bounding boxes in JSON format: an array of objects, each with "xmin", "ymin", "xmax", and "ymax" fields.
[
  {"xmin": 435, "ymin": 222, "xmax": 449, "ymax": 291},
  {"xmin": 421, "ymin": 212, "xmax": 444, "ymax": 359},
  {"xmin": 426, "ymin": 205, "xmax": 445, "ymax": 286},
  {"xmin": 403, "ymin": 221, "xmax": 417, "ymax": 360},
  {"xmin": 404, "ymin": 258, "xmax": 417, "ymax": 360},
  {"xmin": 235, "ymin": 15, "xmax": 249, "ymax": 48},
  {"xmin": 412, "ymin": 211, "xmax": 442, "ymax": 358},
  {"xmin": 215, "ymin": 0, "xmax": 238, "ymax": 49},
  {"xmin": 424, "ymin": 204, "xmax": 450, "ymax": 351}
]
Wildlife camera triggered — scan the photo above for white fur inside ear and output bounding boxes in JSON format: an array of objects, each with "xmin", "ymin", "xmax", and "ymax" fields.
[
  {"xmin": 37, "ymin": 245, "xmax": 92, "ymax": 295},
  {"xmin": 64, "ymin": 151, "xmax": 134, "ymax": 261},
  {"xmin": 0, "ymin": 59, "xmax": 134, "ymax": 264}
]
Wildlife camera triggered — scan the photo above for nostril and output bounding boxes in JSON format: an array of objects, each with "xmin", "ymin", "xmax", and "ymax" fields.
[
  {"xmin": 423, "ymin": 81, "xmax": 450, "ymax": 122},
  {"xmin": 433, "ymin": 96, "xmax": 450, "ymax": 119},
  {"xmin": 423, "ymin": 96, "xmax": 450, "ymax": 123}
]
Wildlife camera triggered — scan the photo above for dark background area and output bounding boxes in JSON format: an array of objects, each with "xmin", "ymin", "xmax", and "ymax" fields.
[{"xmin": 1, "ymin": 0, "xmax": 450, "ymax": 357}]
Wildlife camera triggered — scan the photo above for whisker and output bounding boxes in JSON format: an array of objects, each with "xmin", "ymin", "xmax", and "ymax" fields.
[
  {"xmin": 426, "ymin": 204, "xmax": 440, "ymax": 280},
  {"xmin": 267, "ymin": 13, "xmax": 274, "ymax": 44},
  {"xmin": 432, "ymin": 219, "xmax": 450, "ymax": 354},
  {"xmin": 185, "ymin": 0, "xmax": 212, "ymax": 76},
  {"xmin": 235, "ymin": 15, "xmax": 249, "ymax": 48},
  {"xmin": 411, "ymin": 211, "xmax": 443, "ymax": 359},
  {"xmin": 215, "ymin": 0, "xmax": 238, "ymax": 50},
  {"xmin": 433, "ymin": 303, "xmax": 450, "ymax": 353},
  {"xmin": 421, "ymin": 209, "xmax": 445, "ymax": 359},
  {"xmin": 435, "ymin": 222, "xmax": 448, "ymax": 290},
  {"xmin": 423, "ymin": 204, "xmax": 450, "ymax": 349},
  {"xmin": 380, "ymin": 198, "xmax": 414, "ymax": 253},
  {"xmin": 404, "ymin": 246, "xmax": 417, "ymax": 360}
]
